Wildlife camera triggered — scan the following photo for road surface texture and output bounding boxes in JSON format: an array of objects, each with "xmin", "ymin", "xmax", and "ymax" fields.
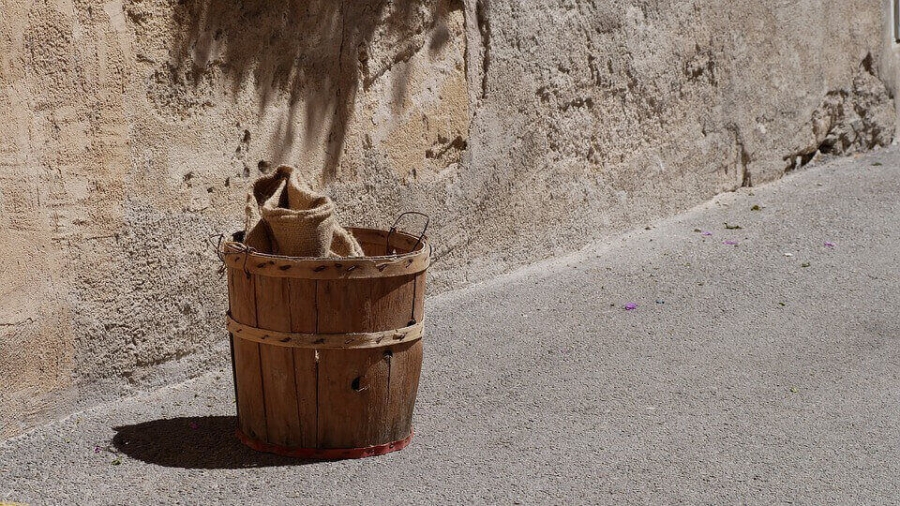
[{"xmin": 2, "ymin": 148, "xmax": 899, "ymax": 505}]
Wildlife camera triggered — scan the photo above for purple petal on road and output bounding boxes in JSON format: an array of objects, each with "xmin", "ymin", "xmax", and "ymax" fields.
[
  {"xmin": 723, "ymin": 240, "xmax": 738, "ymax": 245},
  {"xmin": 824, "ymin": 241, "xmax": 835, "ymax": 248},
  {"xmin": 94, "ymin": 446, "xmax": 101, "ymax": 454},
  {"xmin": 701, "ymin": 231, "xmax": 713, "ymax": 236},
  {"xmin": 624, "ymin": 302, "xmax": 638, "ymax": 311}
]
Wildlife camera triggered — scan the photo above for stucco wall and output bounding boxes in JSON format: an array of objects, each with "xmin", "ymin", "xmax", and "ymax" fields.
[{"xmin": 1, "ymin": 0, "xmax": 896, "ymax": 438}]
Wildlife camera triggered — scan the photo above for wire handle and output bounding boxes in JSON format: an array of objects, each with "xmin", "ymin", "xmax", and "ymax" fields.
[
  {"xmin": 385, "ymin": 211, "xmax": 429, "ymax": 255},
  {"xmin": 207, "ymin": 232, "xmax": 255, "ymax": 276},
  {"xmin": 207, "ymin": 233, "xmax": 226, "ymax": 264}
]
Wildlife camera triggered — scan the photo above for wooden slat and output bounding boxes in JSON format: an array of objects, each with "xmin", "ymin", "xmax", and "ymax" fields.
[
  {"xmin": 360, "ymin": 240, "xmax": 388, "ymax": 256},
  {"xmin": 315, "ymin": 271, "xmax": 419, "ymax": 448},
  {"xmin": 288, "ymin": 278, "xmax": 318, "ymax": 331},
  {"xmin": 387, "ymin": 340, "xmax": 423, "ymax": 442},
  {"xmin": 316, "ymin": 274, "xmax": 417, "ymax": 333},
  {"xmin": 317, "ymin": 348, "xmax": 391, "ymax": 448},
  {"xmin": 293, "ymin": 347, "xmax": 318, "ymax": 448},
  {"xmin": 288, "ymin": 278, "xmax": 319, "ymax": 448},
  {"xmin": 315, "ymin": 270, "xmax": 420, "ymax": 448},
  {"xmin": 228, "ymin": 269, "xmax": 267, "ymax": 441},
  {"xmin": 255, "ymin": 274, "xmax": 301, "ymax": 447},
  {"xmin": 255, "ymin": 275, "xmax": 292, "ymax": 332},
  {"xmin": 412, "ymin": 271, "xmax": 426, "ymax": 324}
]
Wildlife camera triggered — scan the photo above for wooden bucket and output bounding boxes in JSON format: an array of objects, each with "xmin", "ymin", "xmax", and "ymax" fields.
[{"xmin": 222, "ymin": 227, "xmax": 429, "ymax": 459}]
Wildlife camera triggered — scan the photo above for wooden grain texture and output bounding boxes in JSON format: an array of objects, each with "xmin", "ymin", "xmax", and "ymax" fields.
[
  {"xmin": 293, "ymin": 347, "xmax": 318, "ymax": 448},
  {"xmin": 255, "ymin": 274, "xmax": 301, "ymax": 447},
  {"xmin": 359, "ymin": 240, "xmax": 387, "ymax": 257},
  {"xmin": 316, "ymin": 274, "xmax": 417, "ymax": 333},
  {"xmin": 317, "ymin": 348, "xmax": 392, "ymax": 448},
  {"xmin": 412, "ymin": 271, "xmax": 426, "ymax": 324},
  {"xmin": 287, "ymin": 278, "xmax": 317, "ymax": 332},
  {"xmin": 228, "ymin": 269, "xmax": 267, "ymax": 441},
  {"xmin": 314, "ymin": 269, "xmax": 421, "ymax": 448},
  {"xmin": 387, "ymin": 340, "xmax": 423, "ymax": 442},
  {"xmin": 288, "ymin": 278, "xmax": 318, "ymax": 448}
]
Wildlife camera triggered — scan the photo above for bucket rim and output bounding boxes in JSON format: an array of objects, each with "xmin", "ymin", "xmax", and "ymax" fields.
[{"xmin": 220, "ymin": 227, "xmax": 430, "ymax": 279}]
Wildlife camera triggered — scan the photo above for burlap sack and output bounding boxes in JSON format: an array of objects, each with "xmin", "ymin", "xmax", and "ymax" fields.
[{"xmin": 243, "ymin": 166, "xmax": 364, "ymax": 257}]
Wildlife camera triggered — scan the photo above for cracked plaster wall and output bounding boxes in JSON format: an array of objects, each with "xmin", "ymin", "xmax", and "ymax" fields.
[{"xmin": 0, "ymin": 0, "xmax": 897, "ymax": 438}]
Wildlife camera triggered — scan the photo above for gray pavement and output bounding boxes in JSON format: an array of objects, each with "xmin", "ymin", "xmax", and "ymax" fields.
[{"xmin": 2, "ymin": 149, "xmax": 900, "ymax": 505}]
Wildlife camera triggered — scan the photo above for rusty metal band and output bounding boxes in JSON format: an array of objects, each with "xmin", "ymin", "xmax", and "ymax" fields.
[
  {"xmin": 236, "ymin": 429, "xmax": 413, "ymax": 460},
  {"xmin": 227, "ymin": 315, "xmax": 424, "ymax": 349}
]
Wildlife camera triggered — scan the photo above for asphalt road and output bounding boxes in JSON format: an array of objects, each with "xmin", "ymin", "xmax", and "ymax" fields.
[{"xmin": 2, "ymin": 148, "xmax": 899, "ymax": 505}]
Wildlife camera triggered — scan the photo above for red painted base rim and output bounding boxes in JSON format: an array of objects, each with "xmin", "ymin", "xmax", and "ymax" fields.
[{"xmin": 236, "ymin": 429, "xmax": 414, "ymax": 460}]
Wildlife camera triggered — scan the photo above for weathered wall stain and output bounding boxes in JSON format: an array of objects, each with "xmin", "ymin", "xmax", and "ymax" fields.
[{"xmin": 137, "ymin": 0, "xmax": 463, "ymax": 182}]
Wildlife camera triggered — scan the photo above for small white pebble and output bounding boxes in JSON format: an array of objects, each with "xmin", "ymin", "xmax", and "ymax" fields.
[{"xmin": 784, "ymin": 253, "xmax": 793, "ymax": 257}]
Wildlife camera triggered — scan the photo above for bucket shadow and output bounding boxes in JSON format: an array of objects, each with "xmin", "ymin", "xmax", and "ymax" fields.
[{"xmin": 112, "ymin": 416, "xmax": 317, "ymax": 468}]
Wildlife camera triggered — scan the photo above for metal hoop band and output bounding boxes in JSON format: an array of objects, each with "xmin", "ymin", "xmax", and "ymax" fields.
[{"xmin": 227, "ymin": 315, "xmax": 424, "ymax": 349}]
